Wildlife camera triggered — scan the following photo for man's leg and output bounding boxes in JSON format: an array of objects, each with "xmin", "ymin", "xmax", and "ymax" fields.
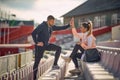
[
  {"xmin": 33, "ymin": 46, "xmax": 45, "ymax": 80},
  {"xmin": 33, "ymin": 57, "xmax": 41, "ymax": 80},
  {"xmin": 46, "ymin": 44, "xmax": 61, "ymax": 66}
]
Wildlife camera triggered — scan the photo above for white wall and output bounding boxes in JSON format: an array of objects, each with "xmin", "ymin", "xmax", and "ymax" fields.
[{"xmin": 112, "ymin": 25, "xmax": 120, "ymax": 40}]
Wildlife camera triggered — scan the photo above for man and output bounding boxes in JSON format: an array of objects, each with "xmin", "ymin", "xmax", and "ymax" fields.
[{"xmin": 32, "ymin": 15, "xmax": 70, "ymax": 80}]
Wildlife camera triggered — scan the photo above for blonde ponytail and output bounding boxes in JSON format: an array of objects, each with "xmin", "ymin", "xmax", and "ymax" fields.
[{"xmin": 87, "ymin": 21, "xmax": 93, "ymax": 36}]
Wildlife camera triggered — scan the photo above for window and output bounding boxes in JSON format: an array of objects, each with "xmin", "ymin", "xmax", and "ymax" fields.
[
  {"xmin": 117, "ymin": 13, "xmax": 120, "ymax": 24},
  {"xmin": 78, "ymin": 18, "xmax": 85, "ymax": 26},
  {"xmin": 94, "ymin": 16, "xmax": 101, "ymax": 28},
  {"xmin": 100, "ymin": 15, "xmax": 106, "ymax": 26},
  {"xmin": 111, "ymin": 13, "xmax": 118, "ymax": 25},
  {"xmin": 78, "ymin": 19, "xmax": 81, "ymax": 27},
  {"xmin": 94, "ymin": 16, "xmax": 105, "ymax": 27}
]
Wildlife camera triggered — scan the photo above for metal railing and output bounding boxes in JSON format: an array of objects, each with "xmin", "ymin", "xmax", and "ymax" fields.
[
  {"xmin": 37, "ymin": 57, "xmax": 54, "ymax": 79},
  {"xmin": 0, "ymin": 50, "xmax": 55, "ymax": 80},
  {"xmin": 0, "ymin": 50, "xmax": 33, "ymax": 77},
  {"xmin": 97, "ymin": 46, "xmax": 120, "ymax": 53}
]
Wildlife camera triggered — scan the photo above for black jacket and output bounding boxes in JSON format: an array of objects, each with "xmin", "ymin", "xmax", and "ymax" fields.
[{"xmin": 32, "ymin": 21, "xmax": 70, "ymax": 45}]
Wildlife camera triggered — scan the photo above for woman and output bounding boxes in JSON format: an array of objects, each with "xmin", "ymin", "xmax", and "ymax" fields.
[{"xmin": 62, "ymin": 18, "xmax": 96, "ymax": 73}]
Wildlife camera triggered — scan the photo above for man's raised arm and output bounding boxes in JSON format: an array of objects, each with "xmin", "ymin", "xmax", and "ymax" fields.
[{"xmin": 52, "ymin": 24, "xmax": 70, "ymax": 31}]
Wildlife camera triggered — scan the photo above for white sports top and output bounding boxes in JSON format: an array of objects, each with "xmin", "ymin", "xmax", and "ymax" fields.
[{"xmin": 72, "ymin": 28, "xmax": 96, "ymax": 48}]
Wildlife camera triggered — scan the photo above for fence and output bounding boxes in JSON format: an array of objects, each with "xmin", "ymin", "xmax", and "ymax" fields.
[{"xmin": 0, "ymin": 50, "xmax": 55, "ymax": 80}]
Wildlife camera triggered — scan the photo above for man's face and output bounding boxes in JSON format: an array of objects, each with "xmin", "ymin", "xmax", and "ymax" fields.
[{"xmin": 48, "ymin": 19, "xmax": 55, "ymax": 27}]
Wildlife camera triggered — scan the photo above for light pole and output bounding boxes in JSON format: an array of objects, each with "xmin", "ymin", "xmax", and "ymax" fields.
[
  {"xmin": 7, "ymin": 10, "xmax": 10, "ymax": 44},
  {"xmin": 0, "ymin": 8, "xmax": 1, "ymax": 44},
  {"xmin": 3, "ymin": 10, "xmax": 6, "ymax": 44}
]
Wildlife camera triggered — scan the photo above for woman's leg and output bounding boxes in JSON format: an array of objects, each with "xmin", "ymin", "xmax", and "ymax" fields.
[
  {"xmin": 70, "ymin": 44, "xmax": 84, "ymax": 68},
  {"xmin": 70, "ymin": 44, "xmax": 84, "ymax": 59},
  {"xmin": 72, "ymin": 55, "xmax": 79, "ymax": 68},
  {"xmin": 72, "ymin": 53, "xmax": 83, "ymax": 68},
  {"xmin": 61, "ymin": 44, "xmax": 84, "ymax": 64}
]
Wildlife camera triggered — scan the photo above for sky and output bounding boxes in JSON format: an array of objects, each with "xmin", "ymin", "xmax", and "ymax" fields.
[{"xmin": 0, "ymin": 0, "xmax": 86, "ymax": 23}]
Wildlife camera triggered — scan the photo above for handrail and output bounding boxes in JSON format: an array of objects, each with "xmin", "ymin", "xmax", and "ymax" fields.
[{"xmin": 97, "ymin": 46, "xmax": 120, "ymax": 51}]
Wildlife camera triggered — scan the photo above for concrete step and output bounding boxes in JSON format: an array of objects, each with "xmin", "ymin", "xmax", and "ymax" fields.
[
  {"xmin": 64, "ymin": 60, "xmax": 84, "ymax": 80},
  {"xmin": 83, "ymin": 62, "xmax": 116, "ymax": 80},
  {"xmin": 39, "ymin": 57, "xmax": 66, "ymax": 80}
]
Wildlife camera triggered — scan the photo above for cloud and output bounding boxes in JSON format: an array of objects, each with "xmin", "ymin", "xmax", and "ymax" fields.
[
  {"xmin": 32, "ymin": 0, "xmax": 86, "ymax": 22},
  {"xmin": 0, "ymin": 0, "xmax": 86, "ymax": 23},
  {"xmin": 0, "ymin": 0, "xmax": 36, "ymax": 10}
]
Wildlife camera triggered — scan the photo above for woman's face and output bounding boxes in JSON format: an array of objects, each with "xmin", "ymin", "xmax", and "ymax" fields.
[{"xmin": 80, "ymin": 25, "xmax": 87, "ymax": 33}]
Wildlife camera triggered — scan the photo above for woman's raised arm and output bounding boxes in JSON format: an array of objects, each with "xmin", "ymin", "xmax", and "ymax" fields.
[{"xmin": 70, "ymin": 18, "xmax": 82, "ymax": 39}]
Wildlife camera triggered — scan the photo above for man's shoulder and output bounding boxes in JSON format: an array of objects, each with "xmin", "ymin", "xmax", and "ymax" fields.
[
  {"xmin": 37, "ymin": 21, "xmax": 47, "ymax": 28},
  {"xmin": 39, "ymin": 21, "xmax": 46, "ymax": 26}
]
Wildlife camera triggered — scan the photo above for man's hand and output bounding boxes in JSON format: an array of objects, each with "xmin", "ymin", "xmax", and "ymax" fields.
[{"xmin": 37, "ymin": 42, "xmax": 44, "ymax": 46}]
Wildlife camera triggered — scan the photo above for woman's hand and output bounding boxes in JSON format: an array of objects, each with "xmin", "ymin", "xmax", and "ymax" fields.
[
  {"xmin": 77, "ymin": 42, "xmax": 81, "ymax": 45},
  {"xmin": 70, "ymin": 17, "xmax": 75, "ymax": 28},
  {"xmin": 81, "ymin": 43, "xmax": 87, "ymax": 49}
]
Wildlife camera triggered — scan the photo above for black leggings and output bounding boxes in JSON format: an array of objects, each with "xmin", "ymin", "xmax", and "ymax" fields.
[
  {"xmin": 70, "ymin": 44, "xmax": 84, "ymax": 68},
  {"xmin": 33, "ymin": 44, "xmax": 61, "ymax": 80}
]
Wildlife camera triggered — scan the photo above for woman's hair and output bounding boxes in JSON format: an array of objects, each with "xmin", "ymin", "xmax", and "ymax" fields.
[{"xmin": 82, "ymin": 21, "xmax": 93, "ymax": 36}]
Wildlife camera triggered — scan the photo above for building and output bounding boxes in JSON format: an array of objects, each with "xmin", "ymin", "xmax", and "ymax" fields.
[
  {"xmin": 0, "ymin": 8, "xmax": 34, "ymax": 44},
  {"xmin": 62, "ymin": 0, "xmax": 120, "ymax": 28},
  {"xmin": 112, "ymin": 25, "xmax": 120, "ymax": 40},
  {"xmin": 0, "ymin": 8, "xmax": 34, "ymax": 55}
]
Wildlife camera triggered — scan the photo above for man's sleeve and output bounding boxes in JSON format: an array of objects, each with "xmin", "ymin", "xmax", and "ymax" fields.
[
  {"xmin": 52, "ymin": 24, "xmax": 70, "ymax": 31},
  {"xmin": 31, "ymin": 25, "xmax": 43, "ymax": 44}
]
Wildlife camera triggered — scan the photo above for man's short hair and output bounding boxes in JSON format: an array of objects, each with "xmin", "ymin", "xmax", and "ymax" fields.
[{"xmin": 47, "ymin": 15, "xmax": 55, "ymax": 21}]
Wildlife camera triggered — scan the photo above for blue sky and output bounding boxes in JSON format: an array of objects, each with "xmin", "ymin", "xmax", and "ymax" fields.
[{"xmin": 0, "ymin": 0, "xmax": 86, "ymax": 23}]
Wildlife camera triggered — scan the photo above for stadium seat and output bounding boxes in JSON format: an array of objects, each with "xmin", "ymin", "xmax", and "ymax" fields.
[{"xmin": 81, "ymin": 48, "xmax": 120, "ymax": 80}]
